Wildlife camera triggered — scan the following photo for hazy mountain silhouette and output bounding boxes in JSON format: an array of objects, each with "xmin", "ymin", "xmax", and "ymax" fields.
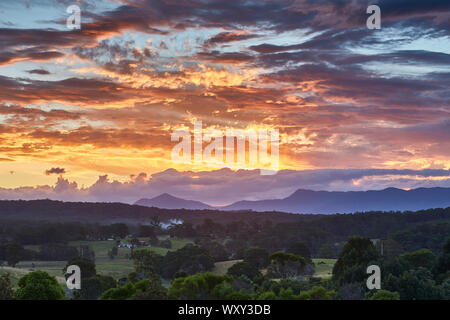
[
  {"xmin": 135, "ymin": 193, "xmax": 213, "ymax": 210},
  {"xmin": 221, "ymin": 187, "xmax": 450, "ymax": 214},
  {"xmin": 135, "ymin": 187, "xmax": 450, "ymax": 214}
]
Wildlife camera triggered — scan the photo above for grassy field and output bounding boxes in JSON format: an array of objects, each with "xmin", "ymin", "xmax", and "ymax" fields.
[
  {"xmin": 12, "ymin": 241, "xmax": 335, "ymax": 281},
  {"xmin": 17, "ymin": 237, "xmax": 194, "ymax": 279},
  {"xmin": 212, "ymin": 260, "xmax": 242, "ymax": 275},
  {"xmin": 139, "ymin": 237, "xmax": 194, "ymax": 256},
  {"xmin": 312, "ymin": 258, "xmax": 336, "ymax": 278},
  {"xmin": 212, "ymin": 258, "xmax": 336, "ymax": 278}
]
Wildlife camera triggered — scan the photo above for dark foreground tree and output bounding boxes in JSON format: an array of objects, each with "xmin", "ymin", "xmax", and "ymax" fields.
[
  {"xmin": 64, "ymin": 257, "xmax": 97, "ymax": 279},
  {"xmin": 434, "ymin": 238, "xmax": 450, "ymax": 281},
  {"xmin": 78, "ymin": 275, "xmax": 117, "ymax": 300},
  {"xmin": 200, "ymin": 241, "xmax": 229, "ymax": 262},
  {"xmin": 0, "ymin": 273, "xmax": 14, "ymax": 300},
  {"xmin": 368, "ymin": 290, "xmax": 400, "ymax": 300},
  {"xmin": 287, "ymin": 242, "xmax": 311, "ymax": 262},
  {"xmin": 168, "ymin": 272, "xmax": 233, "ymax": 300},
  {"xmin": 5, "ymin": 242, "xmax": 24, "ymax": 267},
  {"xmin": 243, "ymin": 247, "xmax": 269, "ymax": 268},
  {"xmin": 267, "ymin": 252, "xmax": 314, "ymax": 280},
  {"xmin": 101, "ymin": 277, "xmax": 167, "ymax": 300},
  {"xmin": 39, "ymin": 243, "xmax": 79, "ymax": 261},
  {"xmin": 131, "ymin": 249, "xmax": 164, "ymax": 275},
  {"xmin": 400, "ymin": 249, "xmax": 437, "ymax": 270},
  {"xmin": 384, "ymin": 268, "xmax": 444, "ymax": 300},
  {"xmin": 162, "ymin": 245, "xmax": 214, "ymax": 279},
  {"xmin": 332, "ymin": 236, "xmax": 379, "ymax": 286},
  {"xmin": 15, "ymin": 271, "xmax": 65, "ymax": 300},
  {"xmin": 318, "ymin": 243, "xmax": 337, "ymax": 259},
  {"xmin": 227, "ymin": 262, "xmax": 262, "ymax": 281}
]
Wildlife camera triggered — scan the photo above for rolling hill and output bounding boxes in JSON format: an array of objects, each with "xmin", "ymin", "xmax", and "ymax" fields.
[
  {"xmin": 221, "ymin": 187, "xmax": 450, "ymax": 214},
  {"xmin": 135, "ymin": 193, "xmax": 213, "ymax": 210}
]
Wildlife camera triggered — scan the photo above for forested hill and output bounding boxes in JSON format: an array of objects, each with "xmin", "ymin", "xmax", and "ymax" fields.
[
  {"xmin": 223, "ymin": 187, "xmax": 450, "ymax": 214},
  {"xmin": 0, "ymin": 199, "xmax": 303, "ymax": 224},
  {"xmin": 0, "ymin": 200, "xmax": 448, "ymax": 241}
]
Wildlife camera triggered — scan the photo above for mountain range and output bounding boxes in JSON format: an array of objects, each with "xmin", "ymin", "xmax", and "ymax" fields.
[
  {"xmin": 134, "ymin": 187, "xmax": 450, "ymax": 214},
  {"xmin": 135, "ymin": 193, "xmax": 214, "ymax": 210}
]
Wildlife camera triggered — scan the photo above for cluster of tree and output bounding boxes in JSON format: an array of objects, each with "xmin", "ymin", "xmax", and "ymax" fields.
[
  {"xmin": 39, "ymin": 244, "xmax": 79, "ymax": 261},
  {"xmin": 0, "ymin": 242, "xmax": 80, "ymax": 266},
  {"xmin": 97, "ymin": 271, "xmax": 337, "ymax": 301},
  {"xmin": 0, "ymin": 271, "xmax": 65, "ymax": 300},
  {"xmin": 0, "ymin": 274, "xmax": 14, "ymax": 300},
  {"xmin": 166, "ymin": 208, "xmax": 450, "ymax": 259},
  {"xmin": 131, "ymin": 244, "xmax": 215, "ymax": 279},
  {"xmin": 1, "ymin": 206, "xmax": 449, "ymax": 264},
  {"xmin": 0, "ymin": 220, "xmax": 131, "ymax": 266},
  {"xmin": 392, "ymin": 222, "xmax": 450, "ymax": 254},
  {"xmin": 267, "ymin": 252, "xmax": 314, "ymax": 280},
  {"xmin": 108, "ymin": 245, "xmax": 119, "ymax": 260},
  {"xmin": 101, "ymin": 277, "xmax": 167, "ymax": 300},
  {"xmin": 63, "ymin": 257, "xmax": 116, "ymax": 300},
  {"xmin": 0, "ymin": 199, "xmax": 304, "ymax": 226},
  {"xmin": 331, "ymin": 236, "xmax": 450, "ymax": 300},
  {"xmin": 167, "ymin": 273, "xmax": 336, "ymax": 300},
  {"xmin": 137, "ymin": 225, "xmax": 159, "ymax": 244},
  {"xmin": 1, "ymin": 200, "xmax": 448, "ymax": 236},
  {"xmin": 0, "ymin": 220, "xmax": 129, "ymax": 245},
  {"xmin": 1, "ymin": 202, "xmax": 449, "ymax": 300},
  {"xmin": 195, "ymin": 238, "xmax": 229, "ymax": 262}
]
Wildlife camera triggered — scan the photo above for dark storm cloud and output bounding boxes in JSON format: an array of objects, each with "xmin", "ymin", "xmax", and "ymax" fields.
[
  {"xmin": 1, "ymin": 168, "xmax": 450, "ymax": 204},
  {"xmin": 28, "ymin": 126, "xmax": 171, "ymax": 149},
  {"xmin": 261, "ymin": 62, "xmax": 448, "ymax": 106},
  {"xmin": 45, "ymin": 167, "xmax": 66, "ymax": 175},
  {"xmin": 0, "ymin": 47, "xmax": 64, "ymax": 66},
  {"xmin": 0, "ymin": 0, "xmax": 449, "ymax": 197},
  {"xmin": 0, "ymin": 75, "xmax": 141, "ymax": 105},
  {"xmin": 379, "ymin": 0, "xmax": 450, "ymax": 16},
  {"xmin": 0, "ymin": 0, "xmax": 447, "ymax": 73},
  {"xmin": 249, "ymin": 43, "xmax": 305, "ymax": 54},
  {"xmin": 197, "ymin": 51, "xmax": 254, "ymax": 63},
  {"xmin": 26, "ymin": 69, "xmax": 51, "ymax": 75}
]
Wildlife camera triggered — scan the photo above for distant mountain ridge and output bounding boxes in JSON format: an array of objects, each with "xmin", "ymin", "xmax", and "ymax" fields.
[
  {"xmin": 135, "ymin": 187, "xmax": 450, "ymax": 214},
  {"xmin": 135, "ymin": 193, "xmax": 213, "ymax": 210}
]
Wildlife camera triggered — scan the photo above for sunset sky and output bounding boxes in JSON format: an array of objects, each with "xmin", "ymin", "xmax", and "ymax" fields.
[{"xmin": 0, "ymin": 0, "xmax": 449, "ymax": 204}]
